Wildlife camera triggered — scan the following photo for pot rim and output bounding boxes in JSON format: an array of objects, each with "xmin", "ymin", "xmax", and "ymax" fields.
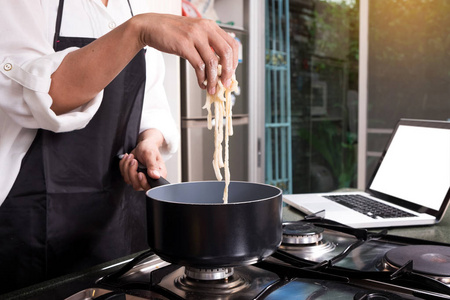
[{"xmin": 145, "ymin": 180, "xmax": 283, "ymax": 205}]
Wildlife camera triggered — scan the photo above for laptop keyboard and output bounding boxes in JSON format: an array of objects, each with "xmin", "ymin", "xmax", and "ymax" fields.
[{"xmin": 324, "ymin": 194, "xmax": 417, "ymax": 219}]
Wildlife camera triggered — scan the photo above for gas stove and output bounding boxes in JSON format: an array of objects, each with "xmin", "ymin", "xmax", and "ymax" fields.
[{"xmin": 65, "ymin": 219, "xmax": 450, "ymax": 300}]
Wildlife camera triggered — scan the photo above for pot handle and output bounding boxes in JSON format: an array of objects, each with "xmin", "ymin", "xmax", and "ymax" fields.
[
  {"xmin": 137, "ymin": 163, "xmax": 170, "ymax": 188},
  {"xmin": 118, "ymin": 154, "xmax": 170, "ymax": 188}
]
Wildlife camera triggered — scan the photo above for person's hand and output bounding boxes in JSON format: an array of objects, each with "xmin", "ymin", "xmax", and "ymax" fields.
[
  {"xmin": 119, "ymin": 129, "xmax": 167, "ymax": 191},
  {"xmin": 133, "ymin": 13, "xmax": 239, "ymax": 95}
]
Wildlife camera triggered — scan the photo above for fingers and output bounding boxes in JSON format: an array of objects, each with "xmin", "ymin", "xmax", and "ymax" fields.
[
  {"xmin": 137, "ymin": 172, "xmax": 151, "ymax": 191},
  {"xmin": 182, "ymin": 34, "xmax": 218, "ymax": 94},
  {"xmin": 186, "ymin": 50, "xmax": 210, "ymax": 93},
  {"xmin": 119, "ymin": 153, "xmax": 145, "ymax": 191},
  {"xmin": 183, "ymin": 19, "xmax": 239, "ymax": 93},
  {"xmin": 212, "ymin": 30, "xmax": 239, "ymax": 86},
  {"xmin": 119, "ymin": 151, "xmax": 167, "ymax": 192}
]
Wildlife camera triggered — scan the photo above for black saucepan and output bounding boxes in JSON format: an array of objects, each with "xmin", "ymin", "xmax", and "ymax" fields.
[{"xmin": 145, "ymin": 176, "xmax": 283, "ymax": 268}]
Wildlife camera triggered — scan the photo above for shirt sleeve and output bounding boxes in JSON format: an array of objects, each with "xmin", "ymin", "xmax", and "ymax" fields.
[
  {"xmin": 140, "ymin": 48, "xmax": 179, "ymax": 159},
  {"xmin": 0, "ymin": 0, "xmax": 102, "ymax": 133}
]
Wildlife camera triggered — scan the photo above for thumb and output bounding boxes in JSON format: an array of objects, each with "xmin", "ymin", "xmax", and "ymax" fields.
[{"xmin": 148, "ymin": 168, "xmax": 161, "ymax": 179}]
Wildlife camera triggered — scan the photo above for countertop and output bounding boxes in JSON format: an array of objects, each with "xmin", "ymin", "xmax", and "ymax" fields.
[{"xmin": 3, "ymin": 201, "xmax": 450, "ymax": 300}]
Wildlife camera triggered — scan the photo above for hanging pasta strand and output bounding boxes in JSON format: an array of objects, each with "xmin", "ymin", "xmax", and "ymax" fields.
[
  {"xmin": 223, "ymin": 76, "xmax": 238, "ymax": 202},
  {"xmin": 202, "ymin": 65, "xmax": 238, "ymax": 203}
]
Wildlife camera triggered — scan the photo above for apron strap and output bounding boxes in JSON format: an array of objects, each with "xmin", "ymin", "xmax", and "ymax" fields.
[
  {"xmin": 127, "ymin": 0, "xmax": 134, "ymax": 17},
  {"xmin": 53, "ymin": 0, "xmax": 65, "ymax": 49},
  {"xmin": 54, "ymin": 0, "xmax": 134, "ymax": 50}
]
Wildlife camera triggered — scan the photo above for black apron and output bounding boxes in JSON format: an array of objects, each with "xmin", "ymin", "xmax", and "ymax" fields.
[{"xmin": 0, "ymin": 0, "xmax": 148, "ymax": 293}]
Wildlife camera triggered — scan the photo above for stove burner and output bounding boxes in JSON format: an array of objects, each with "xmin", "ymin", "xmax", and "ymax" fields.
[
  {"xmin": 354, "ymin": 290, "xmax": 405, "ymax": 300},
  {"xmin": 184, "ymin": 267, "xmax": 234, "ymax": 281},
  {"xmin": 280, "ymin": 222, "xmax": 336, "ymax": 255},
  {"xmin": 282, "ymin": 222, "xmax": 324, "ymax": 244},
  {"xmin": 175, "ymin": 267, "xmax": 250, "ymax": 295},
  {"xmin": 383, "ymin": 245, "xmax": 450, "ymax": 277}
]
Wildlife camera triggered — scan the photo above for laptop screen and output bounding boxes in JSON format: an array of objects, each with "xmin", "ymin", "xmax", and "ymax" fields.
[{"xmin": 368, "ymin": 121, "xmax": 450, "ymax": 213}]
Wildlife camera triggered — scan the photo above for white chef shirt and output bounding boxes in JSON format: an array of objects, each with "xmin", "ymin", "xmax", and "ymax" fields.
[{"xmin": 0, "ymin": 0, "xmax": 180, "ymax": 205}]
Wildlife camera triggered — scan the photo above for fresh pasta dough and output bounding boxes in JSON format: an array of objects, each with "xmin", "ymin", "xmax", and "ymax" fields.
[{"xmin": 203, "ymin": 66, "xmax": 238, "ymax": 203}]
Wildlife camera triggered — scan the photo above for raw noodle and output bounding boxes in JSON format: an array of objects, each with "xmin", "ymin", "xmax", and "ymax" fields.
[{"xmin": 203, "ymin": 66, "xmax": 238, "ymax": 203}]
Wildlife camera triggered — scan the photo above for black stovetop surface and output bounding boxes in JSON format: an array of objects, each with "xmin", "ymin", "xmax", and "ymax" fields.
[{"xmin": 4, "ymin": 219, "xmax": 450, "ymax": 300}]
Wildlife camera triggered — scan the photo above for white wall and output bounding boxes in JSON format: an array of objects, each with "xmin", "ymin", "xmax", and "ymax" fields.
[{"xmin": 148, "ymin": 0, "xmax": 182, "ymax": 183}]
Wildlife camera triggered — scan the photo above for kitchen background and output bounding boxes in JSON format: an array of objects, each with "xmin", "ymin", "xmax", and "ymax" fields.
[{"xmin": 161, "ymin": 0, "xmax": 450, "ymax": 194}]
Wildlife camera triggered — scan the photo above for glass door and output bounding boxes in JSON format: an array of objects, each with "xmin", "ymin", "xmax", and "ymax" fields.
[
  {"xmin": 359, "ymin": 0, "xmax": 450, "ymax": 186},
  {"xmin": 287, "ymin": 0, "xmax": 359, "ymax": 193}
]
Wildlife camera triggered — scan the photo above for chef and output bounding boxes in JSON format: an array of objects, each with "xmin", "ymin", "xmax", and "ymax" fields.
[{"xmin": 0, "ymin": 0, "xmax": 238, "ymax": 293}]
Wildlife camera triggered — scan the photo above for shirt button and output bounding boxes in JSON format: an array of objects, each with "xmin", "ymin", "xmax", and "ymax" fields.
[
  {"xmin": 3, "ymin": 63, "xmax": 12, "ymax": 71},
  {"xmin": 108, "ymin": 22, "xmax": 116, "ymax": 29}
]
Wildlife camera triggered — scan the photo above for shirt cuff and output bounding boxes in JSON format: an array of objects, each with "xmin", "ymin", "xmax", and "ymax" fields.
[
  {"xmin": 1, "ymin": 48, "xmax": 103, "ymax": 132},
  {"xmin": 140, "ymin": 110, "xmax": 180, "ymax": 160}
]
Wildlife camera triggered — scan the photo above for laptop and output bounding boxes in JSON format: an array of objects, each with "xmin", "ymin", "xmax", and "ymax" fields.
[{"xmin": 283, "ymin": 119, "xmax": 450, "ymax": 228}]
